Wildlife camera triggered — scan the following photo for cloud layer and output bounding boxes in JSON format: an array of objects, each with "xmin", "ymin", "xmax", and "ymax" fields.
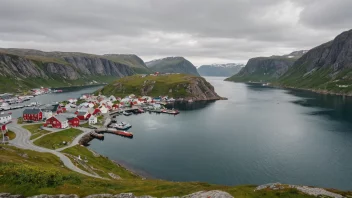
[{"xmin": 0, "ymin": 0, "xmax": 351, "ymax": 65}]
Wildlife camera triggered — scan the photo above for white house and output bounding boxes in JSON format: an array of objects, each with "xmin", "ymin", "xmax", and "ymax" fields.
[
  {"xmin": 68, "ymin": 98, "xmax": 78, "ymax": 104},
  {"xmin": 0, "ymin": 112, "xmax": 12, "ymax": 124},
  {"xmin": 43, "ymin": 110, "xmax": 53, "ymax": 120},
  {"xmin": 99, "ymin": 105, "xmax": 109, "ymax": 114},
  {"xmin": 88, "ymin": 115, "xmax": 97, "ymax": 125},
  {"xmin": 109, "ymin": 95, "xmax": 117, "ymax": 102}
]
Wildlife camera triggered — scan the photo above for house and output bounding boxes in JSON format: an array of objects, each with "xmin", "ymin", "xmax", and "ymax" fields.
[
  {"xmin": 109, "ymin": 95, "xmax": 117, "ymax": 102},
  {"xmin": 1, "ymin": 124, "xmax": 7, "ymax": 132},
  {"xmin": 76, "ymin": 111, "xmax": 89, "ymax": 120},
  {"xmin": 99, "ymin": 105, "xmax": 109, "ymax": 114},
  {"xmin": 0, "ymin": 113, "xmax": 11, "ymax": 124},
  {"xmin": 67, "ymin": 117, "xmax": 80, "ymax": 127},
  {"xmin": 56, "ymin": 105, "xmax": 66, "ymax": 114},
  {"xmin": 45, "ymin": 115, "xmax": 69, "ymax": 129},
  {"xmin": 43, "ymin": 110, "xmax": 53, "ymax": 120},
  {"xmin": 68, "ymin": 98, "xmax": 77, "ymax": 104},
  {"xmin": 92, "ymin": 108, "xmax": 101, "ymax": 115},
  {"xmin": 88, "ymin": 115, "xmax": 97, "ymax": 125},
  {"xmin": 23, "ymin": 108, "xmax": 42, "ymax": 122},
  {"xmin": 59, "ymin": 113, "xmax": 80, "ymax": 127}
]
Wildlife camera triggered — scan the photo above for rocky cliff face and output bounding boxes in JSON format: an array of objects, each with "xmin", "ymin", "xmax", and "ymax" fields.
[
  {"xmin": 225, "ymin": 51, "xmax": 306, "ymax": 82},
  {"xmin": 0, "ymin": 49, "xmax": 138, "ymax": 92},
  {"xmin": 279, "ymin": 29, "xmax": 352, "ymax": 95},
  {"xmin": 198, "ymin": 63, "xmax": 244, "ymax": 77},
  {"xmin": 146, "ymin": 57, "xmax": 200, "ymax": 76}
]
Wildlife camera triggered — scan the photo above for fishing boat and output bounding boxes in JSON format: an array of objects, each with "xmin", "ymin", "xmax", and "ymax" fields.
[
  {"xmin": 116, "ymin": 130, "xmax": 133, "ymax": 138},
  {"xmin": 110, "ymin": 122, "xmax": 132, "ymax": 130},
  {"xmin": 123, "ymin": 111, "xmax": 132, "ymax": 116}
]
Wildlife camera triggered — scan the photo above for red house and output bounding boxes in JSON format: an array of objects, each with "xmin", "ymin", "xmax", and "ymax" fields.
[
  {"xmin": 1, "ymin": 124, "xmax": 7, "ymax": 132},
  {"xmin": 23, "ymin": 108, "xmax": 43, "ymax": 121},
  {"xmin": 68, "ymin": 117, "xmax": 80, "ymax": 127},
  {"xmin": 93, "ymin": 108, "xmax": 101, "ymax": 115},
  {"xmin": 77, "ymin": 111, "xmax": 89, "ymax": 120},
  {"xmin": 44, "ymin": 115, "xmax": 69, "ymax": 129},
  {"xmin": 56, "ymin": 106, "xmax": 66, "ymax": 114}
]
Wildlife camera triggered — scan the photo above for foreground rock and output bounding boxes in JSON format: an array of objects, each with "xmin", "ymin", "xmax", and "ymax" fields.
[{"xmin": 255, "ymin": 183, "xmax": 344, "ymax": 198}]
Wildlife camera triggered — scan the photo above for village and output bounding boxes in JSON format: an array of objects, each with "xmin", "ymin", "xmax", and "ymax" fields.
[{"xmin": 0, "ymin": 92, "xmax": 180, "ymax": 142}]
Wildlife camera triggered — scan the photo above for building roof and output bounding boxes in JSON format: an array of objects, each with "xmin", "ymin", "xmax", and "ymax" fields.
[
  {"xmin": 0, "ymin": 113, "xmax": 11, "ymax": 118},
  {"xmin": 59, "ymin": 113, "xmax": 77, "ymax": 119},
  {"xmin": 77, "ymin": 111, "xmax": 87, "ymax": 116},
  {"xmin": 55, "ymin": 115, "xmax": 68, "ymax": 123},
  {"xmin": 23, "ymin": 108, "xmax": 42, "ymax": 114},
  {"xmin": 42, "ymin": 104, "xmax": 58, "ymax": 112}
]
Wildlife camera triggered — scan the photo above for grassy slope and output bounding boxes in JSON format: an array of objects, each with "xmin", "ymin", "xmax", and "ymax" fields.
[
  {"xmin": 23, "ymin": 124, "xmax": 51, "ymax": 140},
  {"xmin": 1, "ymin": 144, "xmax": 339, "ymax": 197},
  {"xmin": 33, "ymin": 128, "xmax": 82, "ymax": 149},
  {"xmin": 99, "ymin": 74, "xmax": 194, "ymax": 98},
  {"xmin": 62, "ymin": 145, "xmax": 138, "ymax": 179},
  {"xmin": 279, "ymin": 65, "xmax": 352, "ymax": 94}
]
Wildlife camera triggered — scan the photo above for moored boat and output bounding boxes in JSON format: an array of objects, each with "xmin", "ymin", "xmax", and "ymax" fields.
[
  {"xmin": 110, "ymin": 122, "xmax": 132, "ymax": 130},
  {"xmin": 123, "ymin": 111, "xmax": 132, "ymax": 116}
]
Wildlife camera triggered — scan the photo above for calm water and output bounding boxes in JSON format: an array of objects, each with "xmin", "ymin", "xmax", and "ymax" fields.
[
  {"xmin": 88, "ymin": 77, "xmax": 352, "ymax": 190},
  {"xmin": 8, "ymin": 85, "xmax": 103, "ymax": 118},
  {"xmin": 8, "ymin": 78, "xmax": 352, "ymax": 190}
]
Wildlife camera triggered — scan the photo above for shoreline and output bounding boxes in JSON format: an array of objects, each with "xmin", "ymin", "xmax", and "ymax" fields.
[{"xmin": 227, "ymin": 80, "xmax": 352, "ymax": 97}]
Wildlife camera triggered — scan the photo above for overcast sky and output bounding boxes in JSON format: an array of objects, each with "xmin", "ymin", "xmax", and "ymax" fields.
[{"xmin": 0, "ymin": 0, "xmax": 351, "ymax": 66}]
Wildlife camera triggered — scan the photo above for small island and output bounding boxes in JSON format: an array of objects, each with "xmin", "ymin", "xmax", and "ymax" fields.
[{"xmin": 98, "ymin": 73, "xmax": 226, "ymax": 102}]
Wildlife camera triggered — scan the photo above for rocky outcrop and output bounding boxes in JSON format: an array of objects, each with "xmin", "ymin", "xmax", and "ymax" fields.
[
  {"xmin": 0, "ymin": 191, "xmax": 234, "ymax": 198},
  {"xmin": 184, "ymin": 76, "xmax": 223, "ymax": 101},
  {"xmin": 197, "ymin": 63, "xmax": 244, "ymax": 77},
  {"xmin": 146, "ymin": 57, "xmax": 200, "ymax": 76}
]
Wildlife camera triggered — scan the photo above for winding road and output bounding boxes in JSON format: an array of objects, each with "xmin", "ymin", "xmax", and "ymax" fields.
[{"xmin": 8, "ymin": 123, "xmax": 101, "ymax": 178}]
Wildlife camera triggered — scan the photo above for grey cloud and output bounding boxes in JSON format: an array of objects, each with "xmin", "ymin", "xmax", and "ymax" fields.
[{"xmin": 0, "ymin": 0, "xmax": 351, "ymax": 65}]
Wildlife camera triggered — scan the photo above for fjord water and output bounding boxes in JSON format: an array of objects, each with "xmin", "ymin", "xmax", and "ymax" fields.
[{"xmin": 89, "ymin": 77, "xmax": 352, "ymax": 190}]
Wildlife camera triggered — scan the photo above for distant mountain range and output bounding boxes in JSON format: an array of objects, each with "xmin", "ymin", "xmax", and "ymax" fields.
[
  {"xmin": 225, "ymin": 50, "xmax": 307, "ymax": 82},
  {"xmin": 146, "ymin": 57, "xmax": 200, "ymax": 76},
  {"xmin": 197, "ymin": 63, "xmax": 244, "ymax": 77}
]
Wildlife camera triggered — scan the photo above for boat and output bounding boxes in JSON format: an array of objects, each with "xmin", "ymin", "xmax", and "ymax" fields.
[
  {"xmin": 116, "ymin": 130, "xmax": 133, "ymax": 138},
  {"xmin": 161, "ymin": 109, "xmax": 180, "ymax": 115},
  {"xmin": 110, "ymin": 122, "xmax": 132, "ymax": 130},
  {"xmin": 123, "ymin": 111, "xmax": 132, "ymax": 116}
]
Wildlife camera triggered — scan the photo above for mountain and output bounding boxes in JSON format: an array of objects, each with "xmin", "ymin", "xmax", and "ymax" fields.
[
  {"xmin": 225, "ymin": 50, "xmax": 306, "ymax": 82},
  {"xmin": 279, "ymin": 29, "xmax": 352, "ymax": 95},
  {"xmin": 197, "ymin": 63, "xmax": 244, "ymax": 77},
  {"xmin": 98, "ymin": 74, "xmax": 224, "ymax": 101},
  {"xmin": 103, "ymin": 54, "xmax": 151, "ymax": 74},
  {"xmin": 146, "ymin": 57, "xmax": 200, "ymax": 76},
  {"xmin": 0, "ymin": 48, "xmax": 149, "ymax": 92}
]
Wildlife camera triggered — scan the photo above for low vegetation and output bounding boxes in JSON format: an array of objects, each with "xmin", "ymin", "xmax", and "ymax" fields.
[
  {"xmin": 99, "ymin": 74, "xmax": 198, "ymax": 98},
  {"xmin": 0, "ymin": 144, "xmax": 336, "ymax": 197},
  {"xmin": 22, "ymin": 123, "xmax": 51, "ymax": 140},
  {"xmin": 62, "ymin": 145, "xmax": 138, "ymax": 179},
  {"xmin": 33, "ymin": 128, "xmax": 82, "ymax": 149}
]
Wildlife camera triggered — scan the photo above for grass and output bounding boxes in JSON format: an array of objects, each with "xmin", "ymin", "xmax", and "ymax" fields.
[
  {"xmin": 33, "ymin": 128, "xmax": 82, "ymax": 149},
  {"xmin": 62, "ymin": 145, "xmax": 138, "ymax": 179},
  {"xmin": 99, "ymin": 74, "xmax": 202, "ymax": 98},
  {"xmin": 23, "ymin": 124, "xmax": 51, "ymax": 140},
  {"xmin": 0, "ymin": 144, "xmax": 337, "ymax": 197},
  {"xmin": 6, "ymin": 130, "xmax": 16, "ymax": 140}
]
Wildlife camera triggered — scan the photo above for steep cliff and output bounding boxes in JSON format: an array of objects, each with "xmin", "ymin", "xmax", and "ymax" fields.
[
  {"xmin": 0, "ymin": 49, "xmax": 142, "ymax": 92},
  {"xmin": 197, "ymin": 63, "xmax": 244, "ymax": 77},
  {"xmin": 225, "ymin": 51, "xmax": 306, "ymax": 82},
  {"xmin": 146, "ymin": 57, "xmax": 200, "ymax": 76},
  {"xmin": 99, "ymin": 74, "xmax": 223, "ymax": 101},
  {"xmin": 103, "ymin": 54, "xmax": 151, "ymax": 74},
  {"xmin": 279, "ymin": 29, "xmax": 352, "ymax": 95}
]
